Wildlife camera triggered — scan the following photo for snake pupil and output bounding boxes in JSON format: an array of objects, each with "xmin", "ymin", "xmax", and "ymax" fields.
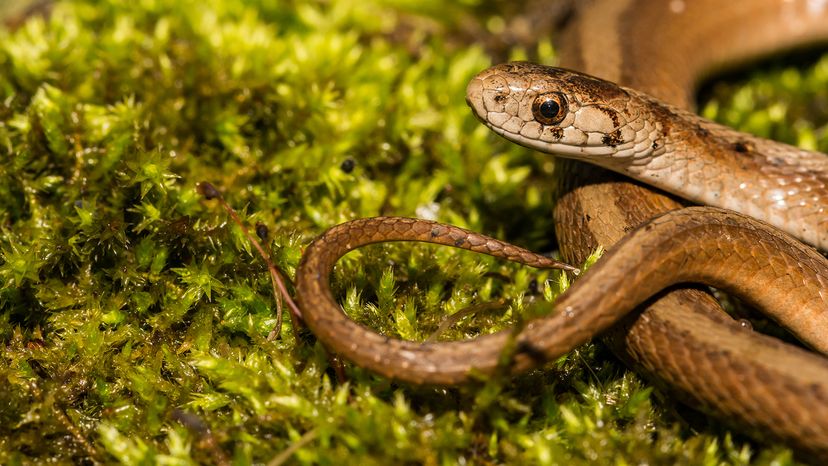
[
  {"xmin": 532, "ymin": 92, "xmax": 567, "ymax": 125},
  {"xmin": 540, "ymin": 100, "xmax": 559, "ymax": 119}
]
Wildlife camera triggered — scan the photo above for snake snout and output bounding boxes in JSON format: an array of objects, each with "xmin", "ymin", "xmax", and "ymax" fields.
[{"xmin": 465, "ymin": 77, "xmax": 488, "ymax": 123}]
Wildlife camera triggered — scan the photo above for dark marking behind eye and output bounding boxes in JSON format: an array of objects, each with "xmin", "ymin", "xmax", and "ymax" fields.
[
  {"xmin": 602, "ymin": 130, "xmax": 623, "ymax": 147},
  {"xmin": 595, "ymin": 107, "xmax": 620, "ymax": 128}
]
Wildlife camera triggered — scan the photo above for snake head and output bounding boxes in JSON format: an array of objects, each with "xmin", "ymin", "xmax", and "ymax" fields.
[{"xmin": 466, "ymin": 62, "xmax": 664, "ymax": 167}]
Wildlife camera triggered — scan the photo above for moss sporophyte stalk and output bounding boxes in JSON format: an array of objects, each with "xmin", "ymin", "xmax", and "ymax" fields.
[{"xmin": 0, "ymin": 0, "xmax": 825, "ymax": 464}]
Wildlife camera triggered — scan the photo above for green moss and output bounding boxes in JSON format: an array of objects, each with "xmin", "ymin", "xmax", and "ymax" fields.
[{"xmin": 0, "ymin": 0, "xmax": 822, "ymax": 464}]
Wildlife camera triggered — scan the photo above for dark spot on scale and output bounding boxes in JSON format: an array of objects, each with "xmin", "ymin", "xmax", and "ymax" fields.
[
  {"xmin": 695, "ymin": 124, "xmax": 710, "ymax": 138},
  {"xmin": 454, "ymin": 238, "xmax": 465, "ymax": 247},
  {"xmin": 732, "ymin": 141, "xmax": 753, "ymax": 153},
  {"xmin": 652, "ymin": 141, "xmax": 659, "ymax": 150},
  {"xmin": 602, "ymin": 129, "xmax": 623, "ymax": 147},
  {"xmin": 549, "ymin": 127, "xmax": 563, "ymax": 139},
  {"xmin": 516, "ymin": 341, "xmax": 547, "ymax": 363},
  {"xmin": 494, "ymin": 94, "xmax": 507, "ymax": 103},
  {"xmin": 431, "ymin": 228, "xmax": 440, "ymax": 237}
]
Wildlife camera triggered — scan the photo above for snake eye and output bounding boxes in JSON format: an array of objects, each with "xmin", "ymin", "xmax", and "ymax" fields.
[{"xmin": 532, "ymin": 92, "xmax": 567, "ymax": 125}]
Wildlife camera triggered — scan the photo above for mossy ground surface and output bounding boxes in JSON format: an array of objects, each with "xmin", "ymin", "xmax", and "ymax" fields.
[{"xmin": 1, "ymin": 1, "xmax": 827, "ymax": 464}]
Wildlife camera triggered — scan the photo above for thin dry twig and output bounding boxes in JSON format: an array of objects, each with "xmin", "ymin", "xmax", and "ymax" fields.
[{"xmin": 197, "ymin": 181, "xmax": 303, "ymax": 340}]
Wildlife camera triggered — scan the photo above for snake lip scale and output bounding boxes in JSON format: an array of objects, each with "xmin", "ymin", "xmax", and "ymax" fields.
[{"xmin": 296, "ymin": 0, "xmax": 828, "ymax": 461}]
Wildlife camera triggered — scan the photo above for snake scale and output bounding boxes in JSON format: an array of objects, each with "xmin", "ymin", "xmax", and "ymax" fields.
[{"xmin": 296, "ymin": 0, "xmax": 828, "ymax": 460}]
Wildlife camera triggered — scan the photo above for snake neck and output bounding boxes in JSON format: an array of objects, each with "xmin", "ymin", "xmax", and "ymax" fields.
[{"xmin": 611, "ymin": 94, "xmax": 828, "ymax": 250}]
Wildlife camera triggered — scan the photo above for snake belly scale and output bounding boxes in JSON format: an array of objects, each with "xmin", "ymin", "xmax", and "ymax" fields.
[{"xmin": 296, "ymin": 0, "xmax": 828, "ymax": 460}]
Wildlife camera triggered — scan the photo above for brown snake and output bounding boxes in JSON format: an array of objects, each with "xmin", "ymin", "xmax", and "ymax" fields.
[{"xmin": 296, "ymin": 0, "xmax": 828, "ymax": 460}]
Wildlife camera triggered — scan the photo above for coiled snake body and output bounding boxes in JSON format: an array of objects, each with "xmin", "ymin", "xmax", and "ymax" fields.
[{"xmin": 296, "ymin": 0, "xmax": 828, "ymax": 459}]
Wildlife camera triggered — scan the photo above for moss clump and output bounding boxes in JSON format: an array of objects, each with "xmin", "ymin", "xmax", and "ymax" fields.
[{"xmin": 0, "ymin": 0, "xmax": 823, "ymax": 464}]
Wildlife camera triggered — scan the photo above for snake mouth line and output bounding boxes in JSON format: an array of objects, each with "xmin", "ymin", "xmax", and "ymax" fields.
[
  {"xmin": 465, "ymin": 94, "xmax": 488, "ymax": 124},
  {"xmin": 485, "ymin": 121, "xmax": 622, "ymax": 158}
]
